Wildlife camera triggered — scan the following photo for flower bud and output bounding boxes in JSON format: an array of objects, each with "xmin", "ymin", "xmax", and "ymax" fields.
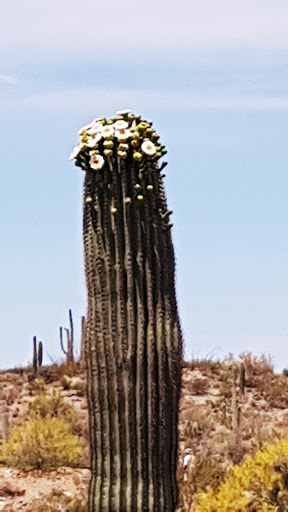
[
  {"xmin": 133, "ymin": 152, "xmax": 143, "ymax": 161},
  {"xmin": 117, "ymin": 151, "xmax": 127, "ymax": 159},
  {"xmin": 119, "ymin": 143, "xmax": 129, "ymax": 151},
  {"xmin": 103, "ymin": 140, "xmax": 114, "ymax": 149},
  {"xmin": 104, "ymin": 149, "xmax": 113, "ymax": 158},
  {"xmin": 137, "ymin": 121, "xmax": 150, "ymax": 131}
]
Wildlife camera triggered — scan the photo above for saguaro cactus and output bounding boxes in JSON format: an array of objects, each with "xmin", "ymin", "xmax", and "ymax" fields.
[
  {"xmin": 70, "ymin": 110, "xmax": 183, "ymax": 511},
  {"xmin": 32, "ymin": 336, "xmax": 43, "ymax": 377},
  {"xmin": 59, "ymin": 309, "xmax": 74, "ymax": 363},
  {"xmin": 80, "ymin": 315, "xmax": 87, "ymax": 370}
]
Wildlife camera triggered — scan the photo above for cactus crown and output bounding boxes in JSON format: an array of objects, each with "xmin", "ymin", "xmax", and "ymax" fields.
[
  {"xmin": 70, "ymin": 109, "xmax": 166, "ymax": 171},
  {"xmin": 70, "ymin": 109, "xmax": 172, "ymax": 229}
]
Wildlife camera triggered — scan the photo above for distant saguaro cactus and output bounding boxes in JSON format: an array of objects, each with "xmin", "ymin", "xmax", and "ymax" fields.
[
  {"xmin": 70, "ymin": 110, "xmax": 183, "ymax": 511},
  {"xmin": 59, "ymin": 309, "xmax": 74, "ymax": 364},
  {"xmin": 32, "ymin": 336, "xmax": 43, "ymax": 377}
]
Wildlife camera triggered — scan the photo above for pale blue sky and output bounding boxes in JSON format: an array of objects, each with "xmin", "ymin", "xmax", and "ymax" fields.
[{"xmin": 1, "ymin": 1, "xmax": 288, "ymax": 372}]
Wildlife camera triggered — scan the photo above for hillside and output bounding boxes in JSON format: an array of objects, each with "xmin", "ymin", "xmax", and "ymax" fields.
[{"xmin": 0, "ymin": 354, "xmax": 288, "ymax": 510}]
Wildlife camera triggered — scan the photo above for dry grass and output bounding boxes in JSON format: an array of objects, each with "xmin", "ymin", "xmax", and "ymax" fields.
[
  {"xmin": 28, "ymin": 389, "xmax": 86, "ymax": 437},
  {"xmin": 26, "ymin": 489, "xmax": 87, "ymax": 512},
  {"xmin": 182, "ymin": 358, "xmax": 222, "ymax": 374}
]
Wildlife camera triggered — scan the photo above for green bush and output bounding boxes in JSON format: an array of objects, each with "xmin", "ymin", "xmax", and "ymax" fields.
[{"xmin": 0, "ymin": 416, "xmax": 83, "ymax": 470}]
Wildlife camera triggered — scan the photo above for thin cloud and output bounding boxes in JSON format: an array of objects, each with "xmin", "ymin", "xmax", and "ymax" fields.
[
  {"xmin": 0, "ymin": 74, "xmax": 18, "ymax": 85},
  {"xmin": 2, "ymin": 87, "xmax": 288, "ymax": 114},
  {"xmin": 1, "ymin": 0, "xmax": 288, "ymax": 57}
]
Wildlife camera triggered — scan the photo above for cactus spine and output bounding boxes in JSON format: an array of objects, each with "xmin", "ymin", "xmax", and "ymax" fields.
[{"xmin": 71, "ymin": 111, "xmax": 183, "ymax": 511}]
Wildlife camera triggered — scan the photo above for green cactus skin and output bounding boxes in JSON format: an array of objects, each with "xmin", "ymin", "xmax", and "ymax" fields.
[
  {"xmin": 68, "ymin": 308, "xmax": 74, "ymax": 364},
  {"xmin": 33, "ymin": 335, "xmax": 38, "ymax": 377},
  {"xmin": 59, "ymin": 309, "xmax": 74, "ymax": 364},
  {"xmin": 78, "ymin": 114, "xmax": 182, "ymax": 511},
  {"xmin": 38, "ymin": 341, "xmax": 43, "ymax": 368},
  {"xmin": 32, "ymin": 337, "xmax": 43, "ymax": 376}
]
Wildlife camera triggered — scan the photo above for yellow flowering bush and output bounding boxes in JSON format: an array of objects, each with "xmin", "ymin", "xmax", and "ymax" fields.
[
  {"xmin": 195, "ymin": 439, "xmax": 288, "ymax": 511},
  {"xmin": 0, "ymin": 417, "xmax": 83, "ymax": 470}
]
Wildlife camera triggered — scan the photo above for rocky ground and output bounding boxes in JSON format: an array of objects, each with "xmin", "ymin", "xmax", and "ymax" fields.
[{"xmin": 0, "ymin": 354, "xmax": 288, "ymax": 510}]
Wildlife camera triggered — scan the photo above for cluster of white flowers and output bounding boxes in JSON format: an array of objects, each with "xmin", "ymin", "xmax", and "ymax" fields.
[{"xmin": 69, "ymin": 109, "xmax": 166, "ymax": 171}]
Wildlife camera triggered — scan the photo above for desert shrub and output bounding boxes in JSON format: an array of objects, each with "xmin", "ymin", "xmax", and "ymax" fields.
[
  {"xmin": 27, "ymin": 377, "xmax": 47, "ymax": 396},
  {"xmin": 183, "ymin": 357, "xmax": 222, "ymax": 375},
  {"xmin": 28, "ymin": 389, "xmax": 85, "ymax": 436},
  {"xmin": 257, "ymin": 377, "xmax": 288, "ymax": 409},
  {"xmin": 182, "ymin": 406, "xmax": 215, "ymax": 448},
  {"xmin": 188, "ymin": 377, "xmax": 209, "ymax": 395},
  {"xmin": 238, "ymin": 352, "xmax": 273, "ymax": 375},
  {"xmin": 178, "ymin": 456, "xmax": 226, "ymax": 510},
  {"xmin": 60, "ymin": 375, "xmax": 85, "ymax": 394},
  {"xmin": 238, "ymin": 352, "xmax": 273, "ymax": 389},
  {"xmin": 54, "ymin": 361, "xmax": 81, "ymax": 379},
  {"xmin": 195, "ymin": 439, "xmax": 288, "ymax": 511},
  {"xmin": 0, "ymin": 416, "xmax": 83, "ymax": 470},
  {"xmin": 26, "ymin": 490, "xmax": 87, "ymax": 512}
]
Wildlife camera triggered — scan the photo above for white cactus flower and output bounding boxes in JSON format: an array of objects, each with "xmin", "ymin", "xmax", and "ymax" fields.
[
  {"xmin": 90, "ymin": 151, "xmax": 105, "ymax": 170},
  {"xmin": 86, "ymin": 121, "xmax": 103, "ymax": 135},
  {"xmin": 115, "ymin": 128, "xmax": 132, "ymax": 141},
  {"xmin": 78, "ymin": 121, "xmax": 96, "ymax": 137},
  {"xmin": 116, "ymin": 109, "xmax": 132, "ymax": 116},
  {"xmin": 141, "ymin": 140, "xmax": 156, "ymax": 156},
  {"xmin": 114, "ymin": 120, "xmax": 129, "ymax": 131},
  {"xmin": 101, "ymin": 125, "xmax": 115, "ymax": 138},
  {"xmin": 69, "ymin": 145, "xmax": 82, "ymax": 160},
  {"xmin": 87, "ymin": 132, "xmax": 102, "ymax": 147}
]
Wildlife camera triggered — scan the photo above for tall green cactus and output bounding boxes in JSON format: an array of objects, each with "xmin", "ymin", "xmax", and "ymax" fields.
[
  {"xmin": 59, "ymin": 309, "xmax": 74, "ymax": 364},
  {"xmin": 32, "ymin": 336, "xmax": 43, "ymax": 377},
  {"xmin": 70, "ymin": 110, "xmax": 183, "ymax": 511}
]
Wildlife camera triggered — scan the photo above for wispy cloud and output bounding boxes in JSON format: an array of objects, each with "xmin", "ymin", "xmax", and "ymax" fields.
[
  {"xmin": 1, "ymin": 0, "xmax": 288, "ymax": 59},
  {"xmin": 2, "ymin": 87, "xmax": 288, "ymax": 114},
  {"xmin": 0, "ymin": 74, "xmax": 18, "ymax": 85}
]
